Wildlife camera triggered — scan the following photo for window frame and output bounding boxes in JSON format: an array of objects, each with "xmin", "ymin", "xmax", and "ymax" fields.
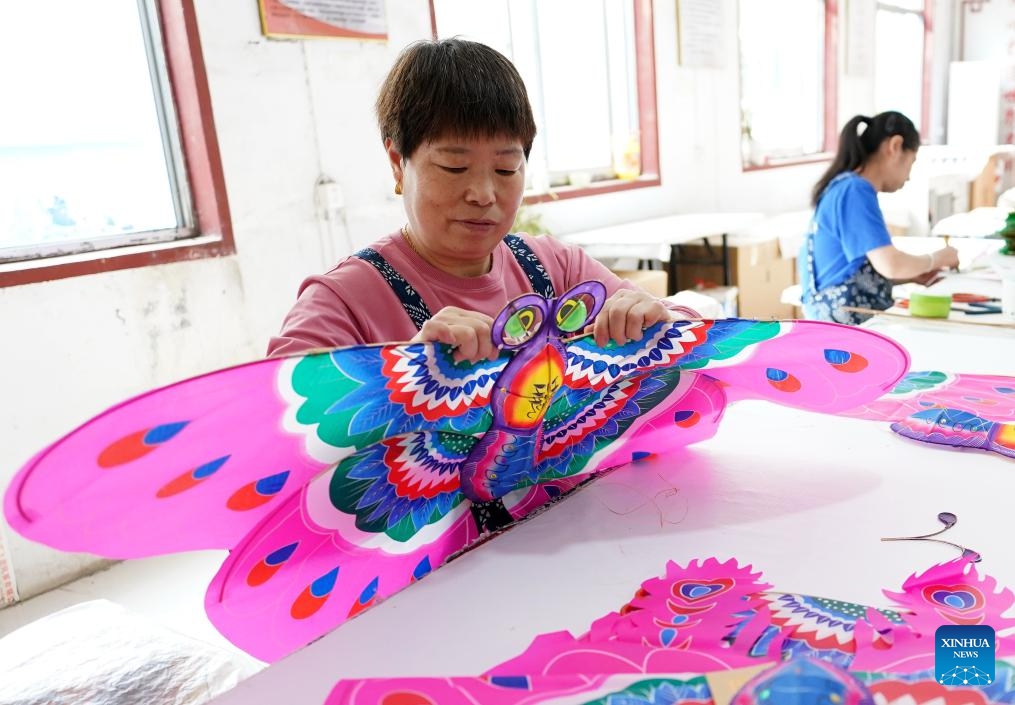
[
  {"xmin": 739, "ymin": 0, "xmax": 838, "ymax": 172},
  {"xmin": 428, "ymin": 0, "xmax": 660, "ymax": 204},
  {"xmin": 0, "ymin": 0, "xmax": 234, "ymax": 288},
  {"xmin": 874, "ymin": 0, "xmax": 932, "ymax": 140}
]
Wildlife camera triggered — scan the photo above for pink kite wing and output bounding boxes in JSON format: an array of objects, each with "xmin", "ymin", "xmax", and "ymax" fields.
[
  {"xmin": 204, "ymin": 453, "xmax": 589, "ymax": 662},
  {"xmin": 4, "ymin": 357, "xmax": 320, "ymax": 558},
  {"xmin": 3, "ymin": 345, "xmax": 505, "ymax": 558},
  {"xmin": 840, "ymin": 371, "xmax": 1015, "ymax": 423},
  {"xmin": 686, "ymin": 321, "xmax": 911, "ymax": 414}
]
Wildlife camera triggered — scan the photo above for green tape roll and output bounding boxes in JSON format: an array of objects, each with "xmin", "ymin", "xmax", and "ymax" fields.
[{"xmin": 909, "ymin": 292, "xmax": 952, "ymax": 318}]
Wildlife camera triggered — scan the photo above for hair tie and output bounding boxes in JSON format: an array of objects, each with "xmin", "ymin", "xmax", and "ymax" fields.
[{"xmin": 856, "ymin": 117, "xmax": 870, "ymax": 137}]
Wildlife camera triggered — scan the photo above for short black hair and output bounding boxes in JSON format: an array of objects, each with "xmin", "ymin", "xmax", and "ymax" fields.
[{"xmin": 376, "ymin": 38, "xmax": 537, "ymax": 160}]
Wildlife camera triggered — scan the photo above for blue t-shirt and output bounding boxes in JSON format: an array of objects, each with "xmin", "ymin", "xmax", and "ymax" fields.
[{"xmin": 799, "ymin": 172, "xmax": 892, "ymax": 293}]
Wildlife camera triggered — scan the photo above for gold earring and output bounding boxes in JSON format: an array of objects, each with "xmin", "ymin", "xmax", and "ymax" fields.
[{"xmin": 394, "ymin": 182, "xmax": 403, "ymax": 195}]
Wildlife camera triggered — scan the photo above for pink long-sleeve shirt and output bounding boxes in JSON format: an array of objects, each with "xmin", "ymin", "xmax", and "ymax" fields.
[{"xmin": 267, "ymin": 232, "xmax": 692, "ymax": 356}]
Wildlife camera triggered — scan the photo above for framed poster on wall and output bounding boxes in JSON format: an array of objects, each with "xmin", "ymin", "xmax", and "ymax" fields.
[
  {"xmin": 258, "ymin": 0, "xmax": 387, "ymax": 40},
  {"xmin": 676, "ymin": 0, "xmax": 724, "ymax": 68}
]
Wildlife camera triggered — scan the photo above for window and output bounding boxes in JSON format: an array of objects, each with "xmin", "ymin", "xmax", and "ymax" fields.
[
  {"xmin": 0, "ymin": 0, "xmax": 232, "ymax": 287},
  {"xmin": 431, "ymin": 0, "xmax": 659, "ymax": 200},
  {"xmin": 737, "ymin": 0, "xmax": 832, "ymax": 169},
  {"xmin": 874, "ymin": 0, "xmax": 928, "ymax": 134}
]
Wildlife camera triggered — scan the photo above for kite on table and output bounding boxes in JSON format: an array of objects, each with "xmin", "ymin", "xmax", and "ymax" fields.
[{"xmin": 327, "ymin": 556, "xmax": 1015, "ymax": 704}]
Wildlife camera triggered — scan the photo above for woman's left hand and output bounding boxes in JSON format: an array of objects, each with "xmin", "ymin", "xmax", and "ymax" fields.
[
  {"xmin": 908, "ymin": 269, "xmax": 946, "ymax": 287},
  {"xmin": 588, "ymin": 288, "xmax": 672, "ymax": 347}
]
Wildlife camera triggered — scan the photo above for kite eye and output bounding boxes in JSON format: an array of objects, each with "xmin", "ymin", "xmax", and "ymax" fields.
[
  {"xmin": 555, "ymin": 292, "xmax": 597, "ymax": 333},
  {"xmin": 493, "ymin": 294, "xmax": 548, "ymax": 348},
  {"xmin": 553, "ymin": 281, "xmax": 607, "ymax": 334}
]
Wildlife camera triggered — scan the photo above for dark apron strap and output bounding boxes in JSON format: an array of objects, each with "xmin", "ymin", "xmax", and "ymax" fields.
[
  {"xmin": 804, "ymin": 172, "xmax": 852, "ymax": 304},
  {"xmin": 503, "ymin": 234, "xmax": 556, "ymax": 299},
  {"xmin": 803, "ymin": 225, "xmax": 819, "ymax": 304},
  {"xmin": 354, "ymin": 247, "xmax": 432, "ymax": 331},
  {"xmin": 355, "ymin": 234, "xmax": 556, "ymax": 330}
]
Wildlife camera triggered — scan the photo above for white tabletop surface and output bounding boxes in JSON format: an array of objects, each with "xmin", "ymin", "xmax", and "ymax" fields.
[
  {"xmin": 931, "ymin": 207, "xmax": 1008, "ymax": 239},
  {"xmin": 559, "ymin": 212, "xmax": 765, "ymax": 262},
  {"xmin": 211, "ymin": 319, "xmax": 1015, "ymax": 704}
]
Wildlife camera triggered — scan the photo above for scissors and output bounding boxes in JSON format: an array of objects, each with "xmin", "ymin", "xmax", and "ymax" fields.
[
  {"xmin": 951, "ymin": 292, "xmax": 1000, "ymax": 304},
  {"xmin": 953, "ymin": 301, "xmax": 1002, "ymax": 315}
]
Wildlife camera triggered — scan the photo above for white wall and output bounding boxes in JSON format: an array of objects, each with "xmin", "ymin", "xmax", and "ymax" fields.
[
  {"xmin": 960, "ymin": 0, "xmax": 1015, "ymax": 61},
  {"xmin": 0, "ymin": 0, "xmax": 955, "ymax": 603}
]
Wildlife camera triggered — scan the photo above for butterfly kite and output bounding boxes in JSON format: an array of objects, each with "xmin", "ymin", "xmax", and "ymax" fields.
[
  {"xmin": 4, "ymin": 281, "xmax": 1014, "ymax": 662},
  {"xmin": 327, "ymin": 556, "xmax": 1015, "ymax": 704}
]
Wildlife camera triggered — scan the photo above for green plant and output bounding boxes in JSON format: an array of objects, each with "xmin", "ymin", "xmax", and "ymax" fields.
[{"xmin": 512, "ymin": 204, "xmax": 551, "ymax": 236}]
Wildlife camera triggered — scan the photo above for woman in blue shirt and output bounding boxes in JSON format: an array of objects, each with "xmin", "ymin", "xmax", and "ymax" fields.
[{"xmin": 800, "ymin": 111, "xmax": 959, "ymax": 324}]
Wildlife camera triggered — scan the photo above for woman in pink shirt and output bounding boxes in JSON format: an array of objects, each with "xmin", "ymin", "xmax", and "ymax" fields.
[{"xmin": 268, "ymin": 38, "xmax": 692, "ymax": 360}]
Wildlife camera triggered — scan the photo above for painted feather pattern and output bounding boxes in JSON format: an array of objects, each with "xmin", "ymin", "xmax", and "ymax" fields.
[{"xmin": 841, "ymin": 371, "xmax": 1015, "ymax": 459}]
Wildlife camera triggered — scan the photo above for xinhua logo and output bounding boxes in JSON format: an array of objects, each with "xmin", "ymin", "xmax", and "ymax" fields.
[{"xmin": 935, "ymin": 625, "xmax": 995, "ymax": 686}]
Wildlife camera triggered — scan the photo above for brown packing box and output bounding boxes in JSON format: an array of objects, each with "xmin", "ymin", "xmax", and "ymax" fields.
[
  {"xmin": 674, "ymin": 239, "xmax": 796, "ymax": 320},
  {"xmin": 970, "ymin": 153, "xmax": 1000, "ymax": 209},
  {"xmin": 611, "ymin": 269, "xmax": 668, "ymax": 298}
]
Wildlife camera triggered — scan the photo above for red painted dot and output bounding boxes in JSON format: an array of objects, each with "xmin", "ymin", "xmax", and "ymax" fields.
[{"xmin": 380, "ymin": 693, "xmax": 434, "ymax": 705}]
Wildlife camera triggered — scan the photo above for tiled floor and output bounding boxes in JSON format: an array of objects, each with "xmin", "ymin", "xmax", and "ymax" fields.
[{"xmin": 0, "ymin": 550, "xmax": 258, "ymax": 664}]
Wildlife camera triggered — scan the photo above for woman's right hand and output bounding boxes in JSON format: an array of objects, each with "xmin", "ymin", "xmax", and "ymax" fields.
[
  {"xmin": 933, "ymin": 245, "xmax": 960, "ymax": 271},
  {"xmin": 908, "ymin": 245, "xmax": 959, "ymax": 285},
  {"xmin": 411, "ymin": 306, "xmax": 500, "ymax": 363}
]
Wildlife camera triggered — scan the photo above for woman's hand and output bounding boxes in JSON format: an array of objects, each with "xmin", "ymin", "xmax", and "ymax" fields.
[
  {"xmin": 899, "ymin": 246, "xmax": 960, "ymax": 285},
  {"xmin": 589, "ymin": 288, "xmax": 672, "ymax": 347},
  {"xmin": 909, "ymin": 270, "xmax": 945, "ymax": 287},
  {"xmin": 412, "ymin": 306, "xmax": 500, "ymax": 363},
  {"xmin": 932, "ymin": 245, "xmax": 960, "ymax": 271},
  {"xmin": 873, "ymin": 244, "xmax": 962, "ymax": 282}
]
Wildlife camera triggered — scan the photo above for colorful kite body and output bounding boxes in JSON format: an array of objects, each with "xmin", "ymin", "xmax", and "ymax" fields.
[
  {"xmin": 13, "ymin": 280, "xmax": 1014, "ymax": 662},
  {"xmin": 325, "ymin": 556, "xmax": 1015, "ymax": 704}
]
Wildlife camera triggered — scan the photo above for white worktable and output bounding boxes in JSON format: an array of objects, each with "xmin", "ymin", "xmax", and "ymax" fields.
[
  {"xmin": 931, "ymin": 207, "xmax": 1007, "ymax": 239},
  {"xmin": 211, "ymin": 319, "xmax": 1015, "ymax": 704},
  {"xmin": 884, "ymin": 271, "xmax": 1014, "ymax": 328},
  {"xmin": 559, "ymin": 212, "xmax": 765, "ymax": 294}
]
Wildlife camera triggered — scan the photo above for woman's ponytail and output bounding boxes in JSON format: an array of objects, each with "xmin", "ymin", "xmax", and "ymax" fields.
[{"xmin": 812, "ymin": 115, "xmax": 871, "ymax": 206}]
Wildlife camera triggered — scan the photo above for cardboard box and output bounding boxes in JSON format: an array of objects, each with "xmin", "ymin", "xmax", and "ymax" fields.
[
  {"xmin": 970, "ymin": 154, "xmax": 1000, "ymax": 210},
  {"xmin": 674, "ymin": 238, "xmax": 796, "ymax": 320},
  {"xmin": 611, "ymin": 269, "xmax": 668, "ymax": 298}
]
